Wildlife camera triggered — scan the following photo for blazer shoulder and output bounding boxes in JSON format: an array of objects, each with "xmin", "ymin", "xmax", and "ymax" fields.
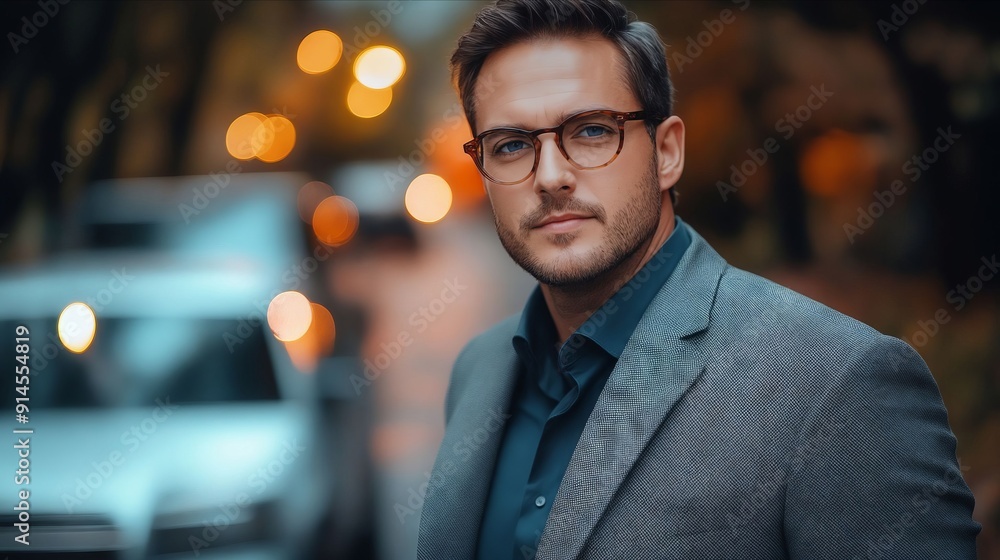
[
  {"xmin": 713, "ymin": 264, "xmax": 887, "ymax": 354},
  {"xmin": 702, "ymin": 264, "xmax": 937, "ymax": 400},
  {"xmin": 705, "ymin": 265, "xmax": 952, "ymax": 454}
]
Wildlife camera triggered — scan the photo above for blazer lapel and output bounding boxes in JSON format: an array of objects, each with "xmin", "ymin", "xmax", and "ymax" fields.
[
  {"xmin": 534, "ymin": 229, "xmax": 728, "ymax": 560},
  {"xmin": 417, "ymin": 323, "xmax": 522, "ymax": 560}
]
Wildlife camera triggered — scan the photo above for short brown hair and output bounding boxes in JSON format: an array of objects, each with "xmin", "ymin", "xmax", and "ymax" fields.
[{"xmin": 450, "ymin": 0, "xmax": 677, "ymax": 204}]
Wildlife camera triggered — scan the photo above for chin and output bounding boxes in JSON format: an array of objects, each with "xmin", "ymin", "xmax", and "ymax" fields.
[{"xmin": 523, "ymin": 245, "xmax": 614, "ymax": 287}]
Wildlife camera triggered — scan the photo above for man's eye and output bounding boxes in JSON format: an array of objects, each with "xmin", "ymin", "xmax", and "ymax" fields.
[
  {"xmin": 577, "ymin": 125, "xmax": 612, "ymax": 138},
  {"xmin": 496, "ymin": 139, "xmax": 529, "ymax": 154}
]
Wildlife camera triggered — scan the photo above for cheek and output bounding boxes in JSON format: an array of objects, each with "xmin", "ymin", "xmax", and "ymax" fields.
[
  {"xmin": 490, "ymin": 194, "xmax": 511, "ymax": 226},
  {"xmin": 486, "ymin": 189, "xmax": 522, "ymax": 225}
]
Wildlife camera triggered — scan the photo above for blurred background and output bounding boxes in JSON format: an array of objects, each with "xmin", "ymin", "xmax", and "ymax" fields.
[{"xmin": 0, "ymin": 0, "xmax": 997, "ymax": 558}]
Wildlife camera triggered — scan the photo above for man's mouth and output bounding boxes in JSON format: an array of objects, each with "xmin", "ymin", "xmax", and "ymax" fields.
[{"xmin": 533, "ymin": 213, "xmax": 593, "ymax": 232}]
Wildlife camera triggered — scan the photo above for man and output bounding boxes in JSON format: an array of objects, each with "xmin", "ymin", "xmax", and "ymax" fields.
[{"xmin": 416, "ymin": 0, "xmax": 980, "ymax": 558}]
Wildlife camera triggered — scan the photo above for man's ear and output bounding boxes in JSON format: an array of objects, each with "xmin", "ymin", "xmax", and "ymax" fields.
[{"xmin": 654, "ymin": 116, "xmax": 685, "ymax": 193}]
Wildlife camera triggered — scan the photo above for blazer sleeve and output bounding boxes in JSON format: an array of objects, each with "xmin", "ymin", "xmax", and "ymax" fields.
[{"xmin": 783, "ymin": 335, "xmax": 980, "ymax": 559}]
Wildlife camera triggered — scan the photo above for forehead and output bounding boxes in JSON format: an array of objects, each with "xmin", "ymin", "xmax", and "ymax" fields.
[{"xmin": 473, "ymin": 35, "xmax": 637, "ymax": 131}]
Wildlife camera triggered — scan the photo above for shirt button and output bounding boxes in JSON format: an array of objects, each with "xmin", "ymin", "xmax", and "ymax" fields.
[{"xmin": 535, "ymin": 496, "xmax": 546, "ymax": 508}]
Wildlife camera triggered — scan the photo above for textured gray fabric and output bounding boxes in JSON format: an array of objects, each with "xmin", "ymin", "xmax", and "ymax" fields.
[{"xmin": 416, "ymin": 226, "xmax": 980, "ymax": 559}]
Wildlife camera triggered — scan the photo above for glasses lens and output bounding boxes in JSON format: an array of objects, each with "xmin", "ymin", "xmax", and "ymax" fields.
[
  {"xmin": 562, "ymin": 112, "xmax": 621, "ymax": 169},
  {"xmin": 480, "ymin": 131, "xmax": 536, "ymax": 183}
]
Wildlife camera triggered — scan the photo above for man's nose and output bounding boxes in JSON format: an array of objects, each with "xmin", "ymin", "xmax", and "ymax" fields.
[{"xmin": 532, "ymin": 133, "xmax": 575, "ymax": 196}]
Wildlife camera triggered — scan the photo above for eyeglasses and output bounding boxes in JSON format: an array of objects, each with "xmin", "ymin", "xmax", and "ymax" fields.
[{"xmin": 463, "ymin": 109, "xmax": 660, "ymax": 185}]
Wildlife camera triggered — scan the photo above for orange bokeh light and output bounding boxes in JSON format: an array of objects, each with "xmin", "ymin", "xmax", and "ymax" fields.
[
  {"xmin": 226, "ymin": 112, "xmax": 267, "ymax": 160},
  {"xmin": 426, "ymin": 116, "xmax": 485, "ymax": 212},
  {"xmin": 405, "ymin": 174, "xmax": 453, "ymax": 223},
  {"xmin": 799, "ymin": 129, "xmax": 878, "ymax": 198},
  {"xmin": 284, "ymin": 303, "xmax": 336, "ymax": 373},
  {"xmin": 267, "ymin": 291, "xmax": 312, "ymax": 342},
  {"xmin": 312, "ymin": 195, "xmax": 359, "ymax": 246},
  {"xmin": 297, "ymin": 30, "xmax": 343, "ymax": 74},
  {"xmin": 254, "ymin": 115, "xmax": 296, "ymax": 163},
  {"xmin": 347, "ymin": 81, "xmax": 393, "ymax": 118}
]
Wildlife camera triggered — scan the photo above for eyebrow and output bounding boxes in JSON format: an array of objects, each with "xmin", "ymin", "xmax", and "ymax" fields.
[{"xmin": 483, "ymin": 105, "xmax": 613, "ymax": 131}]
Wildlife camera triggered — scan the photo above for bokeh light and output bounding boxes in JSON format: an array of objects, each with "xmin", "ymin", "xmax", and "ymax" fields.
[
  {"xmin": 426, "ymin": 116, "xmax": 486, "ymax": 212},
  {"xmin": 267, "ymin": 291, "xmax": 312, "ymax": 342},
  {"xmin": 226, "ymin": 112, "xmax": 267, "ymax": 160},
  {"xmin": 284, "ymin": 303, "xmax": 336, "ymax": 373},
  {"xmin": 312, "ymin": 195, "xmax": 359, "ymax": 246},
  {"xmin": 253, "ymin": 115, "xmax": 296, "ymax": 163},
  {"xmin": 799, "ymin": 129, "xmax": 879, "ymax": 198},
  {"xmin": 296, "ymin": 30, "xmax": 343, "ymax": 74},
  {"xmin": 353, "ymin": 46, "xmax": 405, "ymax": 89},
  {"xmin": 297, "ymin": 181, "xmax": 335, "ymax": 223},
  {"xmin": 58, "ymin": 302, "xmax": 96, "ymax": 353},
  {"xmin": 347, "ymin": 82, "xmax": 393, "ymax": 118},
  {"xmin": 307, "ymin": 303, "xmax": 336, "ymax": 356},
  {"xmin": 405, "ymin": 173, "xmax": 453, "ymax": 223}
]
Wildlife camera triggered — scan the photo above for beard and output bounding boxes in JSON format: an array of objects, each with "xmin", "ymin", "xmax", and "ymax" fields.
[{"xmin": 494, "ymin": 160, "xmax": 662, "ymax": 287}]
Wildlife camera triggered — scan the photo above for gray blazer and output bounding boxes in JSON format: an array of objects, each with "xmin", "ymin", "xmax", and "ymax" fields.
[{"xmin": 417, "ymin": 225, "xmax": 980, "ymax": 559}]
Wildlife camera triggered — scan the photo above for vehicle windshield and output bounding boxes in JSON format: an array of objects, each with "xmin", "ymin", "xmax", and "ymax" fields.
[{"xmin": 1, "ymin": 318, "xmax": 280, "ymax": 408}]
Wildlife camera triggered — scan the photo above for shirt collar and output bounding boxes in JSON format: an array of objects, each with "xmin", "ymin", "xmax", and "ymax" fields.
[
  {"xmin": 513, "ymin": 216, "xmax": 693, "ymax": 364},
  {"xmin": 512, "ymin": 282, "xmax": 555, "ymax": 372}
]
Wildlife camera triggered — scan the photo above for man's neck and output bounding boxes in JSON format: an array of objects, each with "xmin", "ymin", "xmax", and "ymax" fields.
[{"xmin": 540, "ymin": 213, "xmax": 676, "ymax": 344}]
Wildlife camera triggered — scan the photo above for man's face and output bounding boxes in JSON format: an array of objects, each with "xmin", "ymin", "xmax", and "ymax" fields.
[{"xmin": 473, "ymin": 36, "xmax": 667, "ymax": 287}]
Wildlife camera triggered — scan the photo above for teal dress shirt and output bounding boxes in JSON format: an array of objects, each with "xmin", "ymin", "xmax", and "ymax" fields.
[{"xmin": 475, "ymin": 217, "xmax": 693, "ymax": 560}]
